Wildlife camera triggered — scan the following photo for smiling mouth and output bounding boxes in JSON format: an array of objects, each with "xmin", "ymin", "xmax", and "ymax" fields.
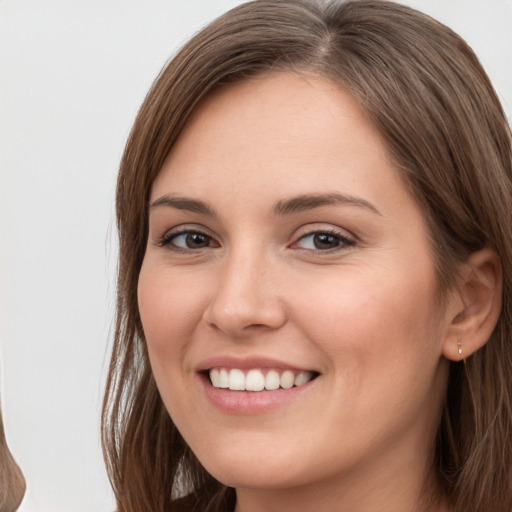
[{"xmin": 207, "ymin": 368, "xmax": 318, "ymax": 392}]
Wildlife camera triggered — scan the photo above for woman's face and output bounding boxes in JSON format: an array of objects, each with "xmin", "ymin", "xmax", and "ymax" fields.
[{"xmin": 138, "ymin": 73, "xmax": 452, "ymax": 495}]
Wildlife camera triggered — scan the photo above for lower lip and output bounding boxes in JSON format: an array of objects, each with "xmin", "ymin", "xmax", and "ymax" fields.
[{"xmin": 199, "ymin": 374, "xmax": 316, "ymax": 414}]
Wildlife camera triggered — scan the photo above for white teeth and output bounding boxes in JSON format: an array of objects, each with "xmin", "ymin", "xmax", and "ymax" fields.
[
  {"xmin": 209, "ymin": 368, "xmax": 314, "ymax": 391},
  {"xmin": 294, "ymin": 371, "xmax": 312, "ymax": 387},
  {"xmin": 210, "ymin": 368, "xmax": 220, "ymax": 387},
  {"xmin": 264, "ymin": 370, "xmax": 280, "ymax": 390},
  {"xmin": 229, "ymin": 369, "xmax": 245, "ymax": 390},
  {"xmin": 280, "ymin": 370, "xmax": 295, "ymax": 389},
  {"xmin": 218, "ymin": 368, "xmax": 229, "ymax": 388},
  {"xmin": 245, "ymin": 369, "xmax": 265, "ymax": 391}
]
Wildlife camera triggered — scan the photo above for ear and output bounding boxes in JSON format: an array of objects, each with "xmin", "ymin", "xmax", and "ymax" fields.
[{"xmin": 443, "ymin": 247, "xmax": 502, "ymax": 361}]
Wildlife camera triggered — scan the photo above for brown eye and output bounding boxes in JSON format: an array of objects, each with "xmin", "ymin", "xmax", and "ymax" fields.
[
  {"xmin": 184, "ymin": 232, "xmax": 211, "ymax": 248},
  {"xmin": 165, "ymin": 231, "xmax": 214, "ymax": 249},
  {"xmin": 294, "ymin": 230, "xmax": 355, "ymax": 251},
  {"xmin": 312, "ymin": 233, "xmax": 341, "ymax": 250}
]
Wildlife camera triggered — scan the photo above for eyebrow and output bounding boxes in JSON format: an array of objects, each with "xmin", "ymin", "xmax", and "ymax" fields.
[
  {"xmin": 272, "ymin": 193, "xmax": 381, "ymax": 216},
  {"xmin": 149, "ymin": 195, "xmax": 217, "ymax": 217},
  {"xmin": 149, "ymin": 192, "xmax": 381, "ymax": 217}
]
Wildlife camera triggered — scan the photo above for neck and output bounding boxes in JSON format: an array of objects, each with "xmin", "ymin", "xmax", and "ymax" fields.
[{"xmin": 234, "ymin": 480, "xmax": 450, "ymax": 512}]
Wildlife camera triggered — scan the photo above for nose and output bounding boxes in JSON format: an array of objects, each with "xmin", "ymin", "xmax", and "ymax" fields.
[{"xmin": 203, "ymin": 248, "xmax": 287, "ymax": 338}]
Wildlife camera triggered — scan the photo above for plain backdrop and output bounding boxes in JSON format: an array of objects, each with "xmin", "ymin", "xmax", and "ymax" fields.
[{"xmin": 1, "ymin": 1, "xmax": 511, "ymax": 511}]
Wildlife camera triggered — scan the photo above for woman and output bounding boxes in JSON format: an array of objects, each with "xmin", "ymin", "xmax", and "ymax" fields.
[{"xmin": 102, "ymin": 1, "xmax": 512, "ymax": 511}]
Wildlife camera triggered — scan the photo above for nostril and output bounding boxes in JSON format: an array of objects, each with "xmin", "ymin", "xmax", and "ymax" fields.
[{"xmin": 204, "ymin": 304, "xmax": 287, "ymax": 337}]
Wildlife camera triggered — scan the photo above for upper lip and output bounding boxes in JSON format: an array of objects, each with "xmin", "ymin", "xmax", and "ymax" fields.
[{"xmin": 196, "ymin": 355, "xmax": 318, "ymax": 373}]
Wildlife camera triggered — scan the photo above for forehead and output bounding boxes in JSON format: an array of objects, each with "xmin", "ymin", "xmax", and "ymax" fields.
[{"xmin": 151, "ymin": 72, "xmax": 406, "ymax": 217}]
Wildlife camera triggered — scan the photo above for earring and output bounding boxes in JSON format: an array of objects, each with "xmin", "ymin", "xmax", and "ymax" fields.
[{"xmin": 457, "ymin": 339, "xmax": 463, "ymax": 359}]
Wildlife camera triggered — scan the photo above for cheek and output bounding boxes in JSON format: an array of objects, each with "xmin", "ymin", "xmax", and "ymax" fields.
[
  {"xmin": 137, "ymin": 261, "xmax": 211, "ymax": 425},
  {"xmin": 291, "ymin": 263, "xmax": 444, "ymax": 386},
  {"xmin": 137, "ymin": 262, "xmax": 211, "ymax": 404},
  {"xmin": 138, "ymin": 262, "xmax": 205, "ymax": 348},
  {"xmin": 290, "ymin": 268, "xmax": 447, "ymax": 454}
]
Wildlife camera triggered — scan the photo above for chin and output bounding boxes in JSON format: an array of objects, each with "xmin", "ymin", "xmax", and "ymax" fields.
[
  {"xmin": 204, "ymin": 459, "xmax": 307, "ymax": 490},
  {"xmin": 185, "ymin": 431, "xmax": 326, "ymax": 491}
]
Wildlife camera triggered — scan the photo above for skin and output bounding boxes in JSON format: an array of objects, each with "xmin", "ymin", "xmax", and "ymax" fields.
[{"xmin": 138, "ymin": 72, "xmax": 456, "ymax": 512}]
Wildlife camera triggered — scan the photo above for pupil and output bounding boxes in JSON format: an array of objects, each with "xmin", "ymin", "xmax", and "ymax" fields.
[
  {"xmin": 314, "ymin": 233, "xmax": 339, "ymax": 249},
  {"xmin": 187, "ymin": 233, "xmax": 208, "ymax": 248}
]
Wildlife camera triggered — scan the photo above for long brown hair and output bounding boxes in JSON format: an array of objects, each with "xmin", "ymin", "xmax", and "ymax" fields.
[
  {"xmin": 0, "ymin": 407, "xmax": 25, "ymax": 512},
  {"xmin": 102, "ymin": 1, "xmax": 512, "ymax": 511}
]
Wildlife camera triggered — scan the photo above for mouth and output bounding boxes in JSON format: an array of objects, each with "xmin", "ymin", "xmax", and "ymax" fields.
[
  {"xmin": 206, "ymin": 367, "xmax": 319, "ymax": 392},
  {"xmin": 197, "ymin": 359, "xmax": 321, "ymax": 413}
]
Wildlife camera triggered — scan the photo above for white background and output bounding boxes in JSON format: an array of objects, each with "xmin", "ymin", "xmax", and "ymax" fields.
[{"xmin": 1, "ymin": 1, "xmax": 511, "ymax": 511}]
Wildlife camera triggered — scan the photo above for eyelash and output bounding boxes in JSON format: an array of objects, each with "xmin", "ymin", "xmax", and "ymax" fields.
[{"xmin": 157, "ymin": 227, "xmax": 356, "ymax": 253}]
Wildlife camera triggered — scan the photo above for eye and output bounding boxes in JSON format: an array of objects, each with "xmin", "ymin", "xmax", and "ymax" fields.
[
  {"xmin": 159, "ymin": 229, "xmax": 218, "ymax": 250},
  {"xmin": 294, "ymin": 230, "xmax": 355, "ymax": 251}
]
